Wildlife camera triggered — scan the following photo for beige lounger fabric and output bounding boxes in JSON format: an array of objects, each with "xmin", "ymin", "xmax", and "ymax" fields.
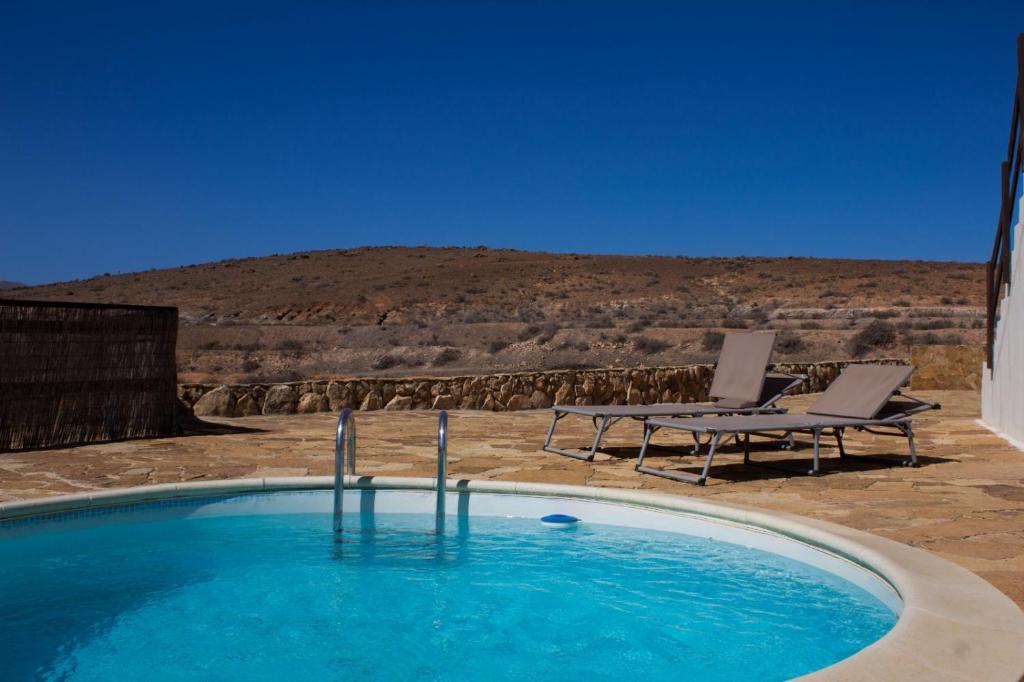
[
  {"xmin": 647, "ymin": 413, "xmax": 868, "ymax": 433},
  {"xmin": 707, "ymin": 331, "xmax": 775, "ymax": 406},
  {"xmin": 556, "ymin": 403, "xmax": 719, "ymax": 418},
  {"xmin": 806, "ymin": 364, "xmax": 913, "ymax": 420}
]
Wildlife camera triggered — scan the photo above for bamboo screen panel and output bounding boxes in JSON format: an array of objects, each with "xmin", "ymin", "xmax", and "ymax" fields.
[{"xmin": 0, "ymin": 299, "xmax": 178, "ymax": 451}]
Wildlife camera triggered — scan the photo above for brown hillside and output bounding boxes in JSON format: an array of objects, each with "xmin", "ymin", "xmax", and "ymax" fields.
[{"xmin": 6, "ymin": 247, "xmax": 985, "ymax": 383}]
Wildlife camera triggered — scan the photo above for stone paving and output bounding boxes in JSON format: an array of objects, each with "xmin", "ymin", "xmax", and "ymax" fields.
[{"xmin": 2, "ymin": 389, "xmax": 1023, "ymax": 607}]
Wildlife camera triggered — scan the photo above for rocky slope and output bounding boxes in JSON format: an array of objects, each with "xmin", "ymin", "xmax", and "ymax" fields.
[{"xmin": 6, "ymin": 246, "xmax": 985, "ymax": 382}]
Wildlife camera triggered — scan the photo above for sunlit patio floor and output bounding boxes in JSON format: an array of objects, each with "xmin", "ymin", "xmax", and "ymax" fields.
[{"xmin": 2, "ymin": 389, "xmax": 1023, "ymax": 607}]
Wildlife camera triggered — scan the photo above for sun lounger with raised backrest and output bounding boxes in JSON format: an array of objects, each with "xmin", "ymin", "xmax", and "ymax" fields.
[
  {"xmin": 542, "ymin": 331, "xmax": 806, "ymax": 460},
  {"xmin": 635, "ymin": 363, "xmax": 940, "ymax": 485}
]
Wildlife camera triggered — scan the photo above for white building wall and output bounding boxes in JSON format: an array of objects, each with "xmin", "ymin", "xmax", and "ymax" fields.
[{"xmin": 982, "ymin": 192, "xmax": 1024, "ymax": 446}]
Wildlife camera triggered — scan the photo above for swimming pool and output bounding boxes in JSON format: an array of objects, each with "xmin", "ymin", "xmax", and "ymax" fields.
[{"xmin": 0, "ymin": 478, "xmax": 1021, "ymax": 681}]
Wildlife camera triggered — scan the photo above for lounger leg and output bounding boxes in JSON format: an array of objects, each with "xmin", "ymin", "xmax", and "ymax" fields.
[
  {"xmin": 782, "ymin": 432, "xmax": 795, "ymax": 450},
  {"xmin": 636, "ymin": 423, "xmax": 662, "ymax": 469},
  {"xmin": 542, "ymin": 411, "xmax": 604, "ymax": 461},
  {"xmin": 691, "ymin": 432, "xmax": 701, "ymax": 455},
  {"xmin": 543, "ymin": 411, "xmax": 561, "ymax": 450},
  {"xmin": 636, "ymin": 427, "xmax": 714, "ymax": 485},
  {"xmin": 697, "ymin": 433, "xmax": 723, "ymax": 484},
  {"xmin": 586, "ymin": 416, "xmax": 610, "ymax": 461},
  {"xmin": 902, "ymin": 423, "xmax": 918, "ymax": 467},
  {"xmin": 810, "ymin": 429, "xmax": 821, "ymax": 476},
  {"xmin": 835, "ymin": 428, "xmax": 846, "ymax": 457},
  {"xmin": 742, "ymin": 433, "xmax": 750, "ymax": 464}
]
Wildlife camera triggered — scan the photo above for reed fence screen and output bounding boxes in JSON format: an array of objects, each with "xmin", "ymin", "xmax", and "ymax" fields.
[{"xmin": 0, "ymin": 299, "xmax": 178, "ymax": 451}]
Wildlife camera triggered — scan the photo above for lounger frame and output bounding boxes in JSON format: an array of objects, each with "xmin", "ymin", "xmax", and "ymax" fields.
[
  {"xmin": 542, "ymin": 372, "xmax": 806, "ymax": 461},
  {"xmin": 636, "ymin": 391, "xmax": 940, "ymax": 485}
]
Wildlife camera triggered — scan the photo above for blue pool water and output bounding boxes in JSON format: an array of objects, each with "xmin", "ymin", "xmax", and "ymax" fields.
[{"xmin": 0, "ymin": 500, "xmax": 895, "ymax": 681}]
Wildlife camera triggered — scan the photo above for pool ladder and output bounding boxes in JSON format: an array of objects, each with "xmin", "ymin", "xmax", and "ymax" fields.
[{"xmin": 333, "ymin": 408, "xmax": 448, "ymax": 535}]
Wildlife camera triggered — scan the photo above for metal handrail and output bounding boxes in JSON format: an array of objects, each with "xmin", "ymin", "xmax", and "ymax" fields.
[
  {"xmin": 986, "ymin": 34, "xmax": 1024, "ymax": 370},
  {"xmin": 436, "ymin": 410, "xmax": 447, "ymax": 533},
  {"xmin": 333, "ymin": 408, "xmax": 355, "ymax": 534}
]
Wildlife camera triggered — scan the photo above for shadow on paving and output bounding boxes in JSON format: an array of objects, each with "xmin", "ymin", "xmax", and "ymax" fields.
[
  {"xmin": 591, "ymin": 442, "xmax": 956, "ymax": 483},
  {"xmin": 177, "ymin": 413, "xmax": 267, "ymax": 437}
]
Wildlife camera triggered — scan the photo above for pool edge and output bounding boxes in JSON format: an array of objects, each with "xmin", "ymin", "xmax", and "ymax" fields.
[{"xmin": 2, "ymin": 476, "xmax": 1023, "ymax": 682}]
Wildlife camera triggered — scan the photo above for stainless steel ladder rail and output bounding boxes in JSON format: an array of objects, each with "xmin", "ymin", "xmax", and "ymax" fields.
[
  {"xmin": 436, "ymin": 410, "xmax": 447, "ymax": 533},
  {"xmin": 333, "ymin": 408, "xmax": 356, "ymax": 534}
]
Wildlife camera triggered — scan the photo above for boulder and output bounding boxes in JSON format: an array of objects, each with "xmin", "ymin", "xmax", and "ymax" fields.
[
  {"xmin": 193, "ymin": 385, "xmax": 235, "ymax": 417},
  {"xmin": 326, "ymin": 381, "xmax": 351, "ymax": 410},
  {"xmin": 360, "ymin": 391, "xmax": 383, "ymax": 411},
  {"xmin": 385, "ymin": 395, "xmax": 414, "ymax": 410},
  {"xmin": 553, "ymin": 383, "xmax": 573, "ymax": 405},
  {"xmin": 297, "ymin": 392, "xmax": 328, "ymax": 414},
  {"xmin": 530, "ymin": 390, "xmax": 553, "ymax": 409},
  {"xmin": 506, "ymin": 394, "xmax": 531, "ymax": 411},
  {"xmin": 263, "ymin": 385, "xmax": 297, "ymax": 415},
  {"xmin": 481, "ymin": 395, "xmax": 504, "ymax": 411},
  {"xmin": 498, "ymin": 381, "xmax": 514, "ymax": 404},
  {"xmin": 233, "ymin": 393, "xmax": 261, "ymax": 417},
  {"xmin": 432, "ymin": 394, "xmax": 457, "ymax": 410}
]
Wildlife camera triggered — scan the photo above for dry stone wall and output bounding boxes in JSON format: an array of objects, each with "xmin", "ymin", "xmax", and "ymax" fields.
[
  {"xmin": 180, "ymin": 359, "xmax": 907, "ymax": 418},
  {"xmin": 910, "ymin": 345, "xmax": 983, "ymax": 391}
]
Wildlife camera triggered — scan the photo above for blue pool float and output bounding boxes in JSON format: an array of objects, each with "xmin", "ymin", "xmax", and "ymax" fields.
[{"xmin": 541, "ymin": 514, "xmax": 580, "ymax": 528}]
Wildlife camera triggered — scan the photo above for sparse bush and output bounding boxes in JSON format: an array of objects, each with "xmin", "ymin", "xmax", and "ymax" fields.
[
  {"xmin": 274, "ymin": 339, "xmax": 304, "ymax": 351},
  {"xmin": 799, "ymin": 321, "xmax": 822, "ymax": 330},
  {"xmin": 555, "ymin": 338, "xmax": 590, "ymax": 352},
  {"xmin": 908, "ymin": 332, "xmax": 964, "ymax": 345},
  {"xmin": 240, "ymin": 359, "xmax": 260, "ymax": 372},
  {"xmin": 197, "ymin": 341, "xmax": 225, "ymax": 351},
  {"xmin": 462, "ymin": 310, "xmax": 495, "ymax": 323},
  {"xmin": 517, "ymin": 324, "xmax": 540, "ymax": 341},
  {"xmin": 434, "ymin": 347, "xmax": 461, "ymax": 366},
  {"xmin": 893, "ymin": 299, "xmax": 911, "ymax": 307},
  {"xmin": 848, "ymin": 320, "xmax": 897, "ymax": 357},
  {"xmin": 373, "ymin": 355, "xmax": 401, "ymax": 370},
  {"xmin": 702, "ymin": 331, "xmax": 725, "ymax": 352},
  {"xmin": 585, "ymin": 314, "xmax": 615, "ymax": 329},
  {"xmin": 487, "ymin": 340, "xmax": 510, "ymax": 354},
  {"xmin": 775, "ymin": 330, "xmax": 807, "ymax": 355},
  {"xmin": 625, "ymin": 320, "xmax": 647, "ymax": 333},
  {"xmin": 913, "ymin": 319, "xmax": 957, "ymax": 330},
  {"xmin": 634, "ymin": 336, "xmax": 671, "ymax": 354},
  {"xmin": 722, "ymin": 317, "xmax": 748, "ymax": 329},
  {"xmin": 940, "ymin": 296, "xmax": 954, "ymax": 305},
  {"xmin": 535, "ymin": 323, "xmax": 561, "ymax": 345}
]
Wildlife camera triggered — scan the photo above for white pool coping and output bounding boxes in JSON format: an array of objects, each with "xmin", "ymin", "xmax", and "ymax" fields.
[{"xmin": 2, "ymin": 476, "xmax": 1023, "ymax": 681}]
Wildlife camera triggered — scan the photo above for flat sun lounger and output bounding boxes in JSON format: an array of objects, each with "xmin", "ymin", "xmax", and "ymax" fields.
[
  {"xmin": 542, "ymin": 331, "xmax": 806, "ymax": 461},
  {"xmin": 636, "ymin": 364, "xmax": 940, "ymax": 485}
]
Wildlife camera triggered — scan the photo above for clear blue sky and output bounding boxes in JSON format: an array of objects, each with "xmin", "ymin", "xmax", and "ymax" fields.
[{"xmin": 2, "ymin": 2, "xmax": 1022, "ymax": 284}]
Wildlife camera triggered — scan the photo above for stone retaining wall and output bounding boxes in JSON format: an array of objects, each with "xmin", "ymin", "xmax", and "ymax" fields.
[
  {"xmin": 180, "ymin": 358, "xmax": 907, "ymax": 417},
  {"xmin": 910, "ymin": 345, "xmax": 984, "ymax": 391}
]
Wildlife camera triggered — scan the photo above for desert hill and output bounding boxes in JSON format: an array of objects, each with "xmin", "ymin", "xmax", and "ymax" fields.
[{"xmin": 7, "ymin": 246, "xmax": 985, "ymax": 383}]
